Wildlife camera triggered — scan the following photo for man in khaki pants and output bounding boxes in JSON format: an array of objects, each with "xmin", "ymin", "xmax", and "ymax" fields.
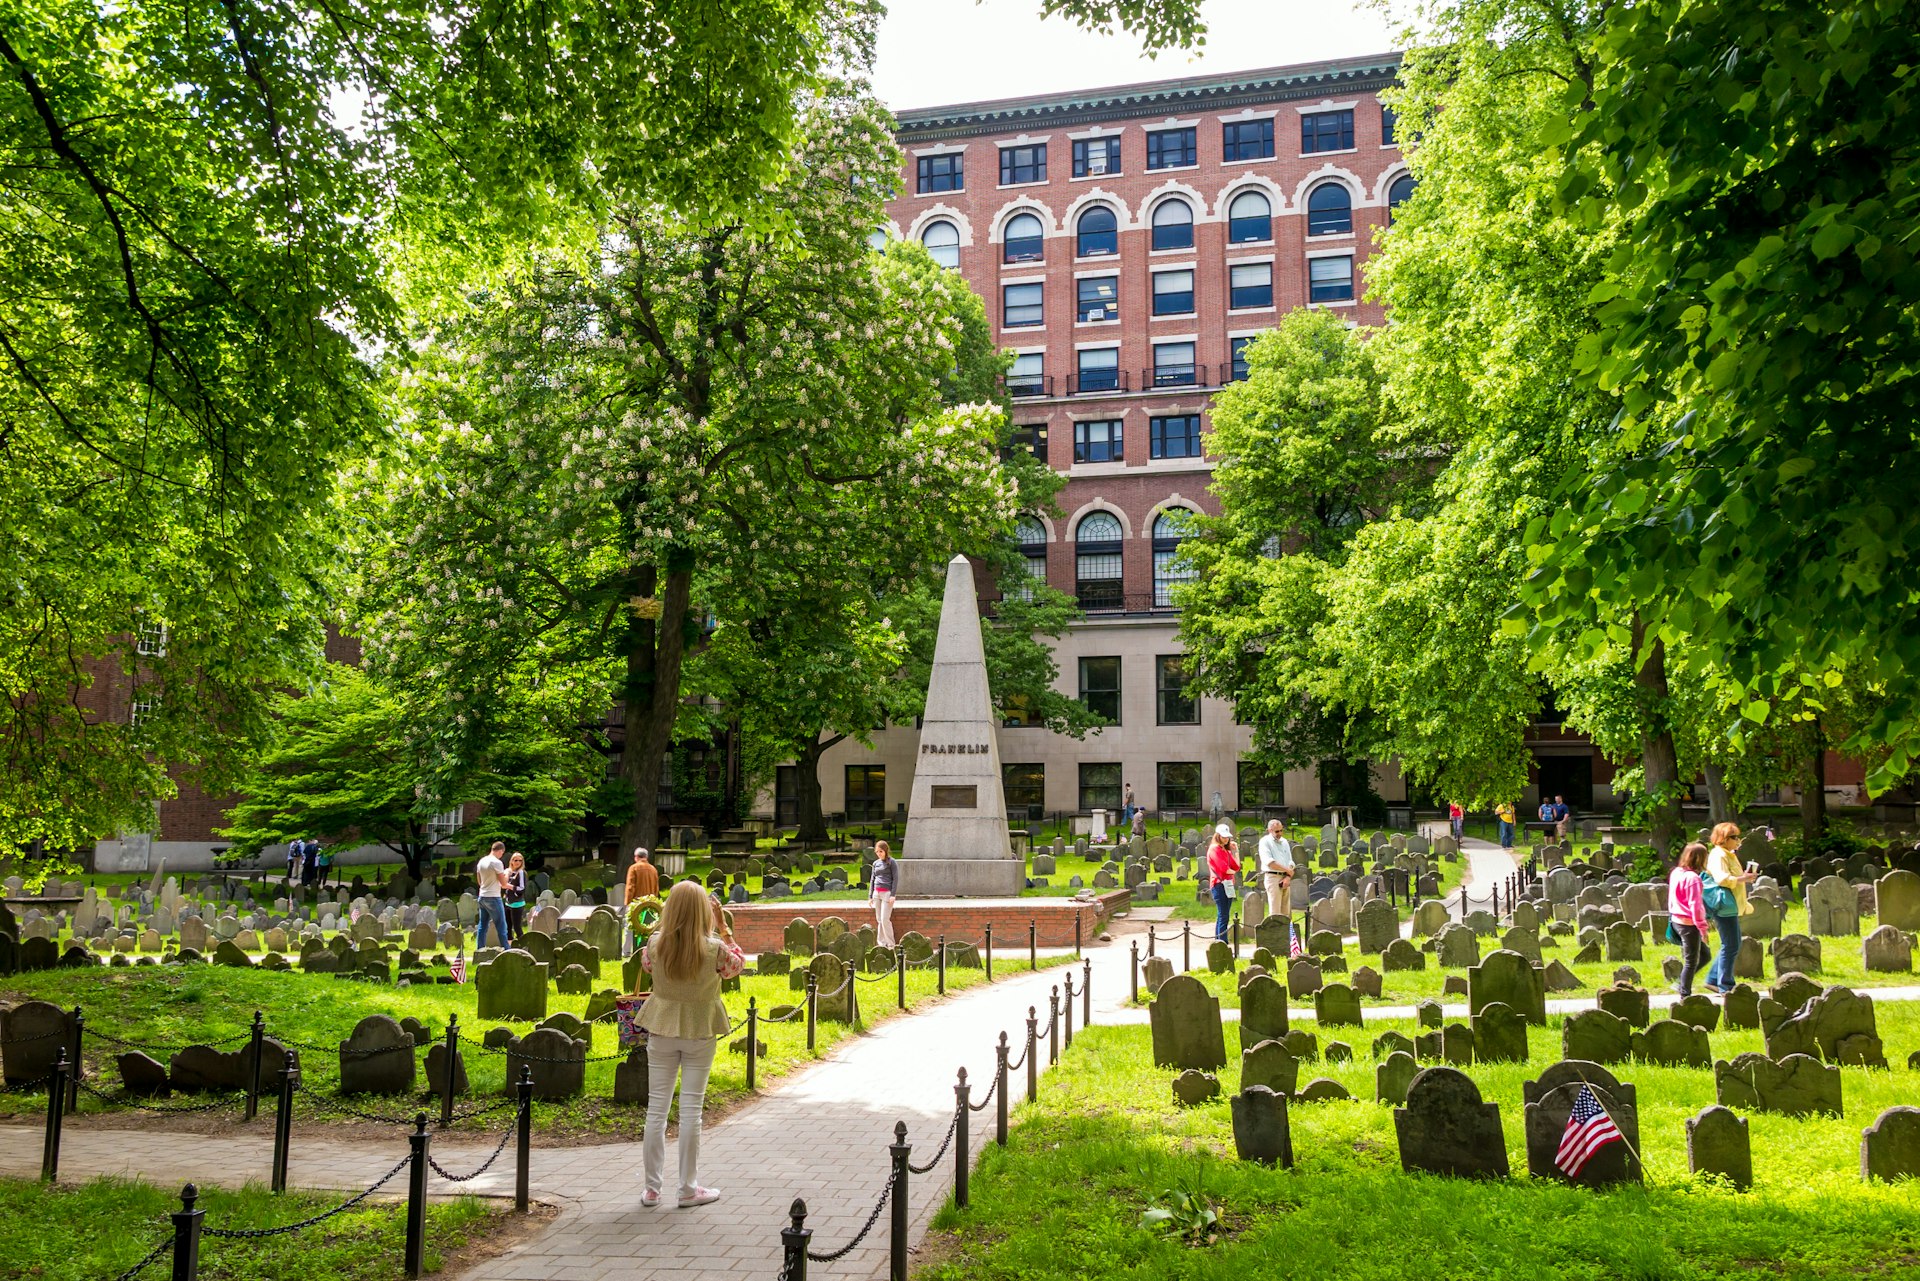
[{"xmin": 1258, "ymin": 820, "xmax": 1294, "ymax": 915}]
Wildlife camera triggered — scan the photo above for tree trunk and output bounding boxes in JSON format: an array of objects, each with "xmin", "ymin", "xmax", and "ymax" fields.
[
  {"xmin": 619, "ymin": 562, "xmax": 697, "ymax": 858},
  {"xmin": 1800, "ymin": 721, "xmax": 1828, "ymax": 850},
  {"xmin": 1703, "ymin": 763, "xmax": 1733, "ymax": 825},
  {"xmin": 1632, "ymin": 628, "xmax": 1684, "ymax": 857},
  {"xmin": 794, "ymin": 732, "xmax": 846, "ymax": 847}
]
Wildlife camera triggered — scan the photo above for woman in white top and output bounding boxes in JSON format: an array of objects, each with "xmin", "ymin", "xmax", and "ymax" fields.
[
  {"xmin": 1701, "ymin": 821, "xmax": 1757, "ymax": 994},
  {"xmin": 636, "ymin": 880, "xmax": 745, "ymax": 1208}
]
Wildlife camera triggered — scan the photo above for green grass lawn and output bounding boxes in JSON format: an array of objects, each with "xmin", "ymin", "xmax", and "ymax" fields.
[
  {"xmin": 922, "ymin": 1007, "xmax": 1920, "ymax": 1281},
  {"xmin": 0, "ymin": 1177, "xmax": 505, "ymax": 1280},
  {"xmin": 0, "ymin": 954, "xmax": 1069, "ymax": 1140},
  {"xmin": 1133, "ymin": 900, "xmax": 1915, "ymax": 1009}
]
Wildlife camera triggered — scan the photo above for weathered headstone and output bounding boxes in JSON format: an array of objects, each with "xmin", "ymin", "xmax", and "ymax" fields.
[
  {"xmin": 1149, "ymin": 975, "xmax": 1227, "ymax": 1071},
  {"xmin": 1807, "ymin": 875, "xmax": 1859, "ymax": 936},
  {"xmin": 1596, "ymin": 984, "xmax": 1650, "ymax": 1029},
  {"xmin": 1142, "ymin": 955, "xmax": 1175, "ymax": 994},
  {"xmin": 1394, "ymin": 1067, "xmax": 1509, "ymax": 1179},
  {"xmin": 1354, "ymin": 899, "xmax": 1399, "ymax": 953},
  {"xmin": 1230, "ymin": 1085, "xmax": 1293, "ymax": 1165},
  {"xmin": 1561, "ymin": 1009, "xmax": 1632, "ymax": 1065},
  {"xmin": 1171, "ymin": 1069, "xmax": 1220, "ymax": 1106},
  {"xmin": 1632, "ymin": 1018, "xmax": 1711, "ymax": 1068},
  {"xmin": 1239, "ymin": 1038, "xmax": 1298, "ymax": 1097},
  {"xmin": 1375, "ymin": 1050, "xmax": 1419, "ymax": 1106},
  {"xmin": 1714, "ymin": 1052, "xmax": 1841, "ymax": 1117},
  {"xmin": 1765, "ymin": 985, "xmax": 1886, "ymax": 1067},
  {"xmin": 1238, "ymin": 974, "xmax": 1288, "ymax": 1051},
  {"xmin": 507, "ymin": 1028, "xmax": 585, "ymax": 1099},
  {"xmin": 1686, "ymin": 1104, "xmax": 1751, "ymax": 1190},
  {"xmin": 475, "ymin": 949, "xmax": 548, "ymax": 1021},
  {"xmin": 1469, "ymin": 949, "xmax": 1546, "ymax": 1024},
  {"xmin": 1471, "ymin": 1001, "xmax": 1528, "ymax": 1063},
  {"xmin": 1860, "ymin": 1106, "xmax": 1920, "ymax": 1183},
  {"xmin": 1876, "ymin": 869, "xmax": 1920, "ymax": 932},
  {"xmin": 1524, "ymin": 1060, "xmax": 1640, "ymax": 1186},
  {"xmin": 1863, "ymin": 925, "xmax": 1913, "ymax": 974},
  {"xmin": 339, "ymin": 1016, "xmax": 416, "ymax": 1094}
]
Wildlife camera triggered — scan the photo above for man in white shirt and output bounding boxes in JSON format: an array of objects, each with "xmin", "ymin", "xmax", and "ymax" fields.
[
  {"xmin": 1258, "ymin": 820, "xmax": 1294, "ymax": 914},
  {"xmin": 475, "ymin": 841, "xmax": 508, "ymax": 950}
]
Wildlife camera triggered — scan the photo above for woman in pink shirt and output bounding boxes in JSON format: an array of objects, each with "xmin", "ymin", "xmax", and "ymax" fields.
[{"xmin": 1667, "ymin": 842, "xmax": 1712, "ymax": 998}]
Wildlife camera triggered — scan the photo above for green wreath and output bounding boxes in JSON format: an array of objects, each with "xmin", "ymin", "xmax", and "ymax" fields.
[{"xmin": 627, "ymin": 894, "xmax": 664, "ymax": 939}]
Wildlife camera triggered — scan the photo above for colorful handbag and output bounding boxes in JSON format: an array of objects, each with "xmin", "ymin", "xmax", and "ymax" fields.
[{"xmin": 614, "ymin": 996, "xmax": 648, "ymax": 1049}]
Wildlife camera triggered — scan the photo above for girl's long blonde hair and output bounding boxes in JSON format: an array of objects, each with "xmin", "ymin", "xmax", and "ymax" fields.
[{"xmin": 653, "ymin": 880, "xmax": 714, "ymax": 983}]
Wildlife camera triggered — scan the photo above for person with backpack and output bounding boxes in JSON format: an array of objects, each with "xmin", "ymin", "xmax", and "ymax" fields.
[
  {"xmin": 1701, "ymin": 822, "xmax": 1757, "ymax": 994},
  {"xmin": 1667, "ymin": 843, "xmax": 1713, "ymax": 997}
]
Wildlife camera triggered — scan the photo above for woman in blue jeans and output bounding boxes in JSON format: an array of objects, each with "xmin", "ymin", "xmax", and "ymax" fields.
[
  {"xmin": 1206, "ymin": 823, "xmax": 1239, "ymax": 941},
  {"xmin": 1702, "ymin": 822, "xmax": 1756, "ymax": 993}
]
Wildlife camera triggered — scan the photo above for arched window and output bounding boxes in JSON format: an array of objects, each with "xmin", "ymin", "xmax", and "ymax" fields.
[
  {"xmin": 1228, "ymin": 190, "xmax": 1272, "ymax": 244},
  {"xmin": 1150, "ymin": 198, "xmax": 1193, "ymax": 251},
  {"xmin": 1076, "ymin": 206, "xmax": 1118, "ymax": 257},
  {"xmin": 1387, "ymin": 174, "xmax": 1416, "ymax": 221},
  {"xmin": 1306, "ymin": 183, "xmax": 1353, "ymax": 236},
  {"xmin": 866, "ymin": 228, "xmax": 891, "ymax": 252},
  {"xmin": 1003, "ymin": 212, "xmax": 1044, "ymax": 263},
  {"xmin": 1012, "ymin": 518, "xmax": 1048, "ymax": 599},
  {"xmin": 1152, "ymin": 509, "xmax": 1197, "ymax": 608},
  {"xmin": 1075, "ymin": 512, "xmax": 1124, "ymax": 610},
  {"xmin": 921, "ymin": 220, "xmax": 960, "ymax": 269}
]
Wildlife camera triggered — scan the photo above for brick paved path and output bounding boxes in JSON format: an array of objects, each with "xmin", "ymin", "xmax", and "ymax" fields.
[{"xmin": 0, "ymin": 944, "xmax": 1138, "ymax": 1281}]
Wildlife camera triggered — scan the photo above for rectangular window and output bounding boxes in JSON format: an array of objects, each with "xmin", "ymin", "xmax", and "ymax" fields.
[
  {"xmin": 1073, "ymin": 418, "xmax": 1123, "ymax": 464},
  {"xmin": 1223, "ymin": 119, "xmax": 1275, "ymax": 161},
  {"xmin": 1007, "ymin": 352, "xmax": 1046, "ymax": 398},
  {"xmin": 135, "ymin": 621, "xmax": 169, "ymax": 658},
  {"xmin": 917, "ymin": 153, "xmax": 963, "ymax": 193},
  {"xmin": 1003, "ymin": 763, "xmax": 1046, "ymax": 816},
  {"xmin": 1150, "ymin": 414, "xmax": 1202, "ymax": 460},
  {"xmin": 1003, "ymin": 282, "xmax": 1044, "ymax": 327},
  {"xmin": 129, "ymin": 696, "xmax": 158, "ymax": 727},
  {"xmin": 1072, "ymin": 137, "xmax": 1121, "ymax": 177},
  {"xmin": 845, "ymin": 764, "xmax": 887, "ymax": 823},
  {"xmin": 1152, "ymin": 341, "xmax": 1197, "ymax": 387},
  {"xmin": 1000, "ymin": 144, "xmax": 1047, "ymax": 185},
  {"xmin": 1238, "ymin": 760, "xmax": 1285, "ymax": 808},
  {"xmin": 1230, "ymin": 336, "xmax": 1255, "ymax": 382},
  {"xmin": 1157, "ymin": 761, "xmax": 1201, "ymax": 810},
  {"xmin": 1078, "ymin": 657, "xmax": 1121, "ymax": 722},
  {"xmin": 1077, "ymin": 275, "xmax": 1118, "ymax": 323},
  {"xmin": 1146, "ymin": 127, "xmax": 1196, "ymax": 170},
  {"xmin": 1155, "ymin": 655, "xmax": 1199, "ymax": 724},
  {"xmin": 1302, "ymin": 109, "xmax": 1355, "ymax": 154},
  {"xmin": 1151, "ymin": 269, "xmax": 1194, "ymax": 316},
  {"xmin": 1382, "ymin": 105, "xmax": 1398, "ymax": 146},
  {"xmin": 1309, "ymin": 255, "xmax": 1355, "ymax": 302},
  {"xmin": 1076, "ymin": 347, "xmax": 1119, "ymax": 394},
  {"xmin": 1079, "ymin": 762, "xmax": 1123, "ymax": 811},
  {"xmin": 1003, "ymin": 421, "xmax": 1048, "ymax": 464},
  {"xmin": 1229, "ymin": 262, "xmax": 1273, "ymax": 310}
]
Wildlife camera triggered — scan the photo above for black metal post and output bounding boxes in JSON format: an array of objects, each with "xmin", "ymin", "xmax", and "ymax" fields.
[
  {"xmin": 1232, "ymin": 917, "xmax": 1240, "ymax": 958},
  {"xmin": 1147, "ymin": 929, "xmax": 1156, "ymax": 959},
  {"xmin": 1181, "ymin": 922, "xmax": 1191, "ymax": 972},
  {"xmin": 1025, "ymin": 1007, "xmax": 1038, "ymax": 1102},
  {"xmin": 171, "ymin": 1184, "xmax": 203, "ymax": 1281},
  {"xmin": 1082, "ymin": 958, "xmax": 1092, "ymax": 1027},
  {"xmin": 889, "ymin": 1121, "xmax": 910, "ymax": 1281},
  {"xmin": 405, "ymin": 1113, "xmax": 429, "ymax": 1278},
  {"xmin": 937, "ymin": 933, "xmax": 947, "ymax": 996},
  {"xmin": 41, "ymin": 1050, "xmax": 66, "ymax": 1181},
  {"xmin": 954, "ymin": 1068, "xmax": 971, "ymax": 1210},
  {"xmin": 1129, "ymin": 940, "xmax": 1139, "ymax": 1004},
  {"xmin": 1048, "ymin": 987, "xmax": 1060, "ymax": 1065},
  {"xmin": 805, "ymin": 970, "xmax": 818, "ymax": 1053},
  {"xmin": 245, "ymin": 1010, "xmax": 265, "ymax": 1122},
  {"xmin": 745, "ymin": 998, "xmax": 758, "ymax": 1092},
  {"xmin": 271, "ymin": 1051, "xmax": 298, "ymax": 1193},
  {"xmin": 781, "ymin": 1199, "xmax": 812, "ymax": 1281},
  {"xmin": 849, "ymin": 964, "xmax": 860, "ymax": 1028},
  {"xmin": 995, "ymin": 1033, "xmax": 1010, "ymax": 1146},
  {"xmin": 515, "ymin": 1068, "xmax": 533, "ymax": 1213},
  {"xmin": 1074, "ymin": 915, "xmax": 1082, "ymax": 958},
  {"xmin": 895, "ymin": 945, "xmax": 906, "ymax": 1010},
  {"xmin": 66, "ymin": 1007, "xmax": 82, "ymax": 1115},
  {"xmin": 439, "ymin": 1015, "xmax": 459, "ymax": 1126},
  {"xmin": 1028, "ymin": 920, "xmax": 1036, "ymax": 971},
  {"xmin": 1062, "ymin": 973, "xmax": 1075, "ymax": 1049},
  {"xmin": 984, "ymin": 924, "xmax": 993, "ymax": 982}
]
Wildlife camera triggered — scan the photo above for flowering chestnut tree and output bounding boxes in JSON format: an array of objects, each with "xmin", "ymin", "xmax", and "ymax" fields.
[{"xmin": 359, "ymin": 93, "xmax": 1017, "ymax": 852}]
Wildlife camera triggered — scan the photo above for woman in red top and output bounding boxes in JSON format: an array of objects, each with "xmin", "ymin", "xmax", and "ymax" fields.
[
  {"xmin": 1206, "ymin": 823, "xmax": 1240, "ymax": 943},
  {"xmin": 1667, "ymin": 842, "xmax": 1712, "ymax": 998}
]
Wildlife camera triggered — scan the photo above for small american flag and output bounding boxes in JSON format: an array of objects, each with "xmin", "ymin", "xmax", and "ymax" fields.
[
  {"xmin": 1555, "ymin": 1084, "xmax": 1623, "ymax": 1178},
  {"xmin": 1288, "ymin": 923, "xmax": 1303, "ymax": 959},
  {"xmin": 450, "ymin": 952, "xmax": 467, "ymax": 984}
]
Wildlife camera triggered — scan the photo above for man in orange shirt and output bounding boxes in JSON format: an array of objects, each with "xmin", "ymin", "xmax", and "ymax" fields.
[{"xmin": 626, "ymin": 846, "xmax": 660, "ymax": 904}]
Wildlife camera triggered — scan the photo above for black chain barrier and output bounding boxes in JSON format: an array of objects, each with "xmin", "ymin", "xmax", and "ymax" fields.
[
  {"xmin": 89, "ymin": 1029, "xmax": 254, "ymax": 1053},
  {"xmin": 804, "ymin": 1176, "xmax": 894, "ymax": 1264},
  {"xmin": 200, "ymin": 1151, "xmax": 414, "ymax": 1239},
  {"xmin": 443, "ymin": 1097, "xmax": 521, "ymax": 1123},
  {"xmin": 109, "ymin": 1234, "xmax": 173, "ymax": 1281},
  {"xmin": 295, "ymin": 1083, "xmax": 420, "ymax": 1127},
  {"xmin": 78, "ymin": 1080, "xmax": 241, "ymax": 1115},
  {"xmin": 472, "ymin": 1042, "xmax": 628, "ymax": 1064},
  {"xmin": 906, "ymin": 1111, "xmax": 958, "ymax": 1175},
  {"xmin": 424, "ymin": 1112, "xmax": 521, "ymax": 1184},
  {"xmin": 966, "ymin": 1072, "xmax": 999, "ymax": 1113}
]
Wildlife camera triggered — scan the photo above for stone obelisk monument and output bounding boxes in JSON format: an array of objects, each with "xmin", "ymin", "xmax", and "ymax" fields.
[{"xmin": 898, "ymin": 555, "xmax": 1021, "ymax": 897}]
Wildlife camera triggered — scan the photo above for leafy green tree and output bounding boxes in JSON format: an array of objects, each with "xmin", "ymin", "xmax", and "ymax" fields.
[
  {"xmin": 1525, "ymin": 0, "xmax": 1920, "ymax": 793},
  {"xmin": 359, "ymin": 91, "xmax": 1017, "ymax": 857}
]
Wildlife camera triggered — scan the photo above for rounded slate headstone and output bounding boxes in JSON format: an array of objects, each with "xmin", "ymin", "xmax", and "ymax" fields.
[
  {"xmin": 1686, "ymin": 1104, "xmax": 1751, "ymax": 1190},
  {"xmin": 1230, "ymin": 1085, "xmax": 1293, "ymax": 1166},
  {"xmin": 1861, "ymin": 1106, "xmax": 1920, "ymax": 1183}
]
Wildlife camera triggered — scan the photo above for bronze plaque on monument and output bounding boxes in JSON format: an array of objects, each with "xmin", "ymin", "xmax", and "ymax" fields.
[{"xmin": 929, "ymin": 785, "xmax": 978, "ymax": 810}]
